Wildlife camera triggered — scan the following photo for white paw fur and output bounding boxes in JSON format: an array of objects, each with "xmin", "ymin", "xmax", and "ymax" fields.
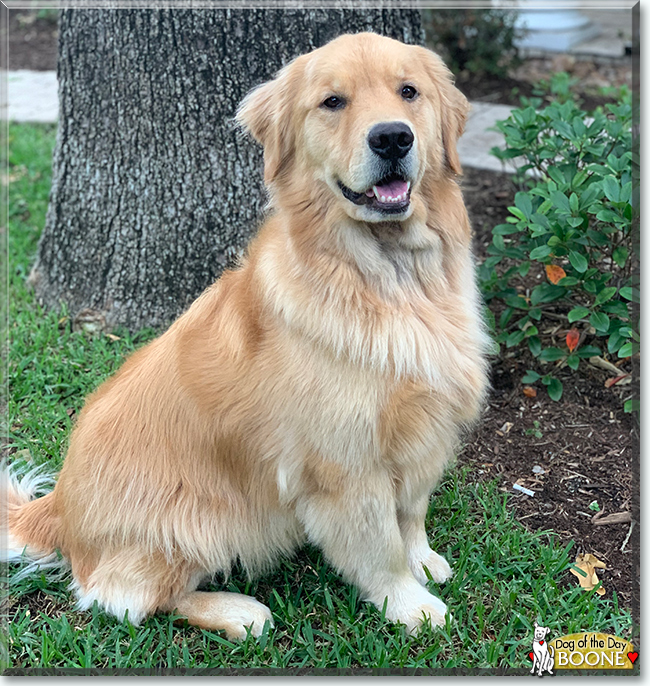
[
  {"xmin": 408, "ymin": 546, "xmax": 453, "ymax": 585},
  {"xmin": 213, "ymin": 594, "xmax": 274, "ymax": 641},
  {"xmin": 382, "ymin": 578, "xmax": 450, "ymax": 634}
]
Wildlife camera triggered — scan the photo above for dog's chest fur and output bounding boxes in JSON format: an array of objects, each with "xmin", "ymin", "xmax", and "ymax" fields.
[
  {"xmin": 254, "ymin": 217, "xmax": 489, "ymax": 491},
  {"xmin": 260, "ymin": 216, "xmax": 488, "ymax": 395}
]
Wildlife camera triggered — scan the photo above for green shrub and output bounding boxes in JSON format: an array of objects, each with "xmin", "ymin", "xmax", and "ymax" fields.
[
  {"xmin": 532, "ymin": 71, "xmax": 581, "ymax": 105},
  {"xmin": 479, "ymin": 83, "xmax": 638, "ymax": 411},
  {"xmin": 423, "ymin": 8, "xmax": 522, "ymax": 79}
]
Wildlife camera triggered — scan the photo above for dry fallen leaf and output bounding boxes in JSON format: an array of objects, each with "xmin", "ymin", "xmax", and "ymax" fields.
[
  {"xmin": 589, "ymin": 355, "xmax": 621, "ymax": 374},
  {"xmin": 546, "ymin": 264, "xmax": 567, "ymax": 285},
  {"xmin": 570, "ymin": 553, "xmax": 606, "ymax": 595},
  {"xmin": 592, "ymin": 511, "xmax": 632, "ymax": 526},
  {"xmin": 523, "ymin": 386, "xmax": 537, "ymax": 398},
  {"xmin": 566, "ymin": 328, "xmax": 580, "ymax": 353},
  {"xmin": 605, "ymin": 374, "xmax": 631, "ymax": 388}
]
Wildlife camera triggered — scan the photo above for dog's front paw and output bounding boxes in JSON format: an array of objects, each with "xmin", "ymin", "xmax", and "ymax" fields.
[
  {"xmin": 408, "ymin": 547, "xmax": 453, "ymax": 585},
  {"xmin": 384, "ymin": 580, "xmax": 450, "ymax": 634}
]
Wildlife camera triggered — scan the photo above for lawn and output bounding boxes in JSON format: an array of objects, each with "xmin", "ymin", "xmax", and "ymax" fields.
[{"xmin": 2, "ymin": 123, "xmax": 636, "ymax": 673}]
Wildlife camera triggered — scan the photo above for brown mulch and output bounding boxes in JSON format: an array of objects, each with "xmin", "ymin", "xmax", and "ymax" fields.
[
  {"xmin": 455, "ymin": 53, "xmax": 632, "ymax": 111},
  {"xmin": 461, "ymin": 167, "xmax": 639, "ymax": 623},
  {"xmin": 6, "ymin": 9, "xmax": 58, "ymax": 71}
]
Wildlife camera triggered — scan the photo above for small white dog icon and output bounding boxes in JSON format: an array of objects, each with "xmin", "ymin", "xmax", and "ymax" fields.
[{"xmin": 530, "ymin": 622, "xmax": 555, "ymax": 676}]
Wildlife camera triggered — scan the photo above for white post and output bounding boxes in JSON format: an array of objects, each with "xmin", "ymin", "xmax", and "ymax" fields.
[{"xmin": 511, "ymin": 1, "xmax": 601, "ymax": 53}]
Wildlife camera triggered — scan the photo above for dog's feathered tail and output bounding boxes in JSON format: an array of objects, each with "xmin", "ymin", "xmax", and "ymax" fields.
[{"xmin": 1, "ymin": 460, "xmax": 67, "ymax": 581}]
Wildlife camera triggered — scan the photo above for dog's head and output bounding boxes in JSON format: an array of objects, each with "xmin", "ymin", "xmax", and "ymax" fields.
[
  {"xmin": 533, "ymin": 623, "xmax": 551, "ymax": 641},
  {"xmin": 237, "ymin": 32, "xmax": 468, "ymax": 224}
]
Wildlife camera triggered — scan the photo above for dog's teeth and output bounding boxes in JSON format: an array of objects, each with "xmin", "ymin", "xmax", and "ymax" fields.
[
  {"xmin": 372, "ymin": 186, "xmax": 410, "ymax": 204},
  {"xmin": 406, "ymin": 181, "xmax": 411, "ymax": 191}
]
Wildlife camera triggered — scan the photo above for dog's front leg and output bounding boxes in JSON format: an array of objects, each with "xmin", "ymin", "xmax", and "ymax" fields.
[
  {"xmin": 295, "ymin": 470, "xmax": 449, "ymax": 633},
  {"xmin": 397, "ymin": 493, "xmax": 453, "ymax": 585}
]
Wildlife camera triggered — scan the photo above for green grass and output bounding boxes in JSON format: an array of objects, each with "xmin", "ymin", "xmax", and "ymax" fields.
[{"xmin": 3, "ymin": 124, "xmax": 636, "ymax": 673}]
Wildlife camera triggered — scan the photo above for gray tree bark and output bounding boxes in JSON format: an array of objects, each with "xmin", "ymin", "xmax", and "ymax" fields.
[{"xmin": 30, "ymin": 7, "xmax": 423, "ymax": 332}]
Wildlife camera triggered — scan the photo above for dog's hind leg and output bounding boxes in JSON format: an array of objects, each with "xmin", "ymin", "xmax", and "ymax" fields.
[
  {"xmin": 164, "ymin": 591, "xmax": 273, "ymax": 640},
  {"xmin": 71, "ymin": 546, "xmax": 272, "ymax": 640},
  {"xmin": 70, "ymin": 547, "xmax": 207, "ymax": 627}
]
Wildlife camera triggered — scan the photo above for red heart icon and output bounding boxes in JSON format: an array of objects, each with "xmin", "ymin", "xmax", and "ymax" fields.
[
  {"xmin": 539, "ymin": 640, "xmax": 544, "ymax": 645},
  {"xmin": 628, "ymin": 651, "xmax": 638, "ymax": 664},
  {"xmin": 529, "ymin": 652, "xmax": 534, "ymax": 661}
]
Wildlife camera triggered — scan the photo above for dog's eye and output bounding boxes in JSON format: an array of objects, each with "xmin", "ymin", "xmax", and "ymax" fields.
[
  {"xmin": 322, "ymin": 96, "xmax": 345, "ymax": 110},
  {"xmin": 401, "ymin": 85, "xmax": 418, "ymax": 100}
]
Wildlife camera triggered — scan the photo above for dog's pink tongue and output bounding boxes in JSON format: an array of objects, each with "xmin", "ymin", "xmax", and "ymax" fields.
[{"xmin": 373, "ymin": 179, "xmax": 409, "ymax": 200}]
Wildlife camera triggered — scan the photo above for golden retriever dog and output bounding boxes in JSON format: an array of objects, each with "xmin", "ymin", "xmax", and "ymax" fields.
[{"xmin": 3, "ymin": 32, "xmax": 489, "ymax": 639}]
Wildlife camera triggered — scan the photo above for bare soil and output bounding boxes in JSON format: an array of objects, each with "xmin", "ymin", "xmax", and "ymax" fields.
[{"xmin": 6, "ymin": 9, "xmax": 59, "ymax": 71}]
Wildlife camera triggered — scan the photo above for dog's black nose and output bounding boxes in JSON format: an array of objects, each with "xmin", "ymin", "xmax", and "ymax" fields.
[{"xmin": 367, "ymin": 122, "xmax": 414, "ymax": 160}]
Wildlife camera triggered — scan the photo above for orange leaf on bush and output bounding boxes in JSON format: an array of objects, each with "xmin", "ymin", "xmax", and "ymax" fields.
[
  {"xmin": 566, "ymin": 328, "xmax": 580, "ymax": 352},
  {"xmin": 523, "ymin": 386, "xmax": 537, "ymax": 398},
  {"xmin": 546, "ymin": 264, "xmax": 566, "ymax": 285}
]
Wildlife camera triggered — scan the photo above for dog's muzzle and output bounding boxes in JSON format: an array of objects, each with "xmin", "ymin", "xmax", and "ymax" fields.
[{"xmin": 337, "ymin": 121, "xmax": 414, "ymax": 215}]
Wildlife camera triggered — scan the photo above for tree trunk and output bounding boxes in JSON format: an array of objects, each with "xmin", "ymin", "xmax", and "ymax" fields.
[{"xmin": 30, "ymin": 8, "xmax": 423, "ymax": 332}]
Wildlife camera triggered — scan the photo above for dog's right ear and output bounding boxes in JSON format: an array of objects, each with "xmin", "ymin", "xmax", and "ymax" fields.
[{"xmin": 236, "ymin": 60, "xmax": 301, "ymax": 184}]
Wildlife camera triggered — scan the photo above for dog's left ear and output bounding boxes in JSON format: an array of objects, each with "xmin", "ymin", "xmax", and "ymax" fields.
[
  {"xmin": 440, "ymin": 81, "xmax": 470, "ymax": 176},
  {"xmin": 236, "ymin": 59, "xmax": 302, "ymax": 184},
  {"xmin": 417, "ymin": 46, "xmax": 469, "ymax": 175}
]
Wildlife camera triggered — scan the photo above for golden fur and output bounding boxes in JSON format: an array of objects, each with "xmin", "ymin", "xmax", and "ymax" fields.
[{"xmin": 4, "ymin": 33, "xmax": 489, "ymax": 638}]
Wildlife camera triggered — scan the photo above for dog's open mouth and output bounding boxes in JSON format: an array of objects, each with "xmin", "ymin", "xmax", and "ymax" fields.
[{"xmin": 338, "ymin": 174, "xmax": 411, "ymax": 214}]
